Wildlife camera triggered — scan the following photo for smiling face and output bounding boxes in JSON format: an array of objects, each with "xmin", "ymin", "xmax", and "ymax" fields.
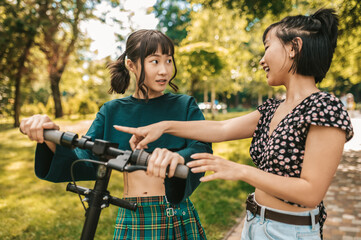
[
  {"xmin": 129, "ymin": 46, "xmax": 174, "ymax": 99},
  {"xmin": 259, "ymin": 28, "xmax": 294, "ymax": 86}
]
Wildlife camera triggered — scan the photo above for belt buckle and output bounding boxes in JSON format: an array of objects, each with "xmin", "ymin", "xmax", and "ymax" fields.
[
  {"xmin": 246, "ymin": 196, "xmax": 257, "ymax": 222},
  {"xmin": 166, "ymin": 207, "xmax": 174, "ymax": 217}
]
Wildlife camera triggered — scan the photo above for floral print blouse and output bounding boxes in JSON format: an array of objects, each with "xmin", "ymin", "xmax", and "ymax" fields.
[{"xmin": 249, "ymin": 91, "xmax": 354, "ymax": 236}]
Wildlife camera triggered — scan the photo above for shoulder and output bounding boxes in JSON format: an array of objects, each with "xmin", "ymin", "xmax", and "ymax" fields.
[
  {"xmin": 303, "ymin": 92, "xmax": 353, "ymax": 141},
  {"xmin": 304, "ymin": 92, "xmax": 347, "ymax": 116},
  {"xmin": 308, "ymin": 92, "xmax": 344, "ymax": 107},
  {"xmin": 165, "ymin": 93, "xmax": 194, "ymax": 102},
  {"xmin": 101, "ymin": 96, "xmax": 133, "ymax": 108},
  {"xmin": 97, "ymin": 96, "xmax": 134, "ymax": 114},
  {"xmin": 164, "ymin": 93, "xmax": 197, "ymax": 106}
]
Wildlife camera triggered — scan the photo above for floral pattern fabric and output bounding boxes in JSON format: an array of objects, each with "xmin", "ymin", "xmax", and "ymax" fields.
[{"xmin": 249, "ymin": 91, "xmax": 354, "ymax": 238}]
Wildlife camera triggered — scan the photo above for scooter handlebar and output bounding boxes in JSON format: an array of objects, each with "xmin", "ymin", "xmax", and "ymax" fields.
[{"xmin": 43, "ymin": 130, "xmax": 189, "ymax": 179}]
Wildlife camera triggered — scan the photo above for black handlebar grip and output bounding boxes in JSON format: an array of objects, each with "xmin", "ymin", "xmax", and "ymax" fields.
[
  {"xmin": 43, "ymin": 130, "xmax": 64, "ymax": 145},
  {"xmin": 109, "ymin": 196, "xmax": 137, "ymax": 211},
  {"xmin": 131, "ymin": 148, "xmax": 150, "ymax": 166},
  {"xmin": 173, "ymin": 164, "xmax": 189, "ymax": 179},
  {"xmin": 44, "ymin": 130, "xmax": 78, "ymax": 148},
  {"xmin": 131, "ymin": 149, "xmax": 189, "ymax": 179}
]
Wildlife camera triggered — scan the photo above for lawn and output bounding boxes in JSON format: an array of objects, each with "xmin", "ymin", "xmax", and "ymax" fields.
[{"xmin": 0, "ymin": 112, "xmax": 254, "ymax": 240}]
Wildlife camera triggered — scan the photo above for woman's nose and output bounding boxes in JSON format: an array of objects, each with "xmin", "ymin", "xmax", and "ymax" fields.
[
  {"xmin": 259, "ymin": 56, "xmax": 265, "ymax": 66},
  {"xmin": 158, "ymin": 63, "xmax": 167, "ymax": 75}
]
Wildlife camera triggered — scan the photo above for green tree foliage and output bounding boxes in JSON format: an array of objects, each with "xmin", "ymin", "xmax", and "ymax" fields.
[
  {"xmin": 36, "ymin": 0, "xmax": 107, "ymax": 119},
  {"xmin": 0, "ymin": 0, "xmax": 125, "ymax": 126},
  {"xmin": 321, "ymin": 0, "xmax": 361, "ymax": 96},
  {"xmin": 177, "ymin": 7, "xmax": 270, "ymax": 107},
  {"xmin": 176, "ymin": 42, "xmax": 224, "ymax": 96},
  {"xmin": 2, "ymin": 0, "xmax": 361, "ymax": 127},
  {"xmin": 338, "ymin": 0, "xmax": 361, "ymax": 35},
  {"xmin": 152, "ymin": 0, "xmax": 192, "ymax": 45},
  {"xmin": 59, "ymin": 56, "xmax": 115, "ymax": 116},
  {"xmin": 191, "ymin": 0, "xmax": 293, "ymax": 22},
  {"xmin": 171, "ymin": 1, "xmax": 361, "ymax": 107},
  {"xmin": 0, "ymin": 0, "xmax": 48, "ymax": 126}
]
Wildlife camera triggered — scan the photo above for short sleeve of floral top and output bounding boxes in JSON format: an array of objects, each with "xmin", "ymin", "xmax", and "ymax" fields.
[{"xmin": 250, "ymin": 91, "xmax": 354, "ymax": 177}]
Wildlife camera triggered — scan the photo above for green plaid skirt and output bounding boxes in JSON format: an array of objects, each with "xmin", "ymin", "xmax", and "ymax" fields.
[{"xmin": 113, "ymin": 196, "xmax": 206, "ymax": 240}]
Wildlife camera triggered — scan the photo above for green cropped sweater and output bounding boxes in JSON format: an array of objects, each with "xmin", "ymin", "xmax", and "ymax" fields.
[{"xmin": 34, "ymin": 93, "xmax": 212, "ymax": 204}]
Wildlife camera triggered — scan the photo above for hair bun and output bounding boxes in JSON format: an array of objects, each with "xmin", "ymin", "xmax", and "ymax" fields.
[
  {"xmin": 309, "ymin": 17, "xmax": 322, "ymax": 31},
  {"xmin": 108, "ymin": 52, "xmax": 130, "ymax": 94},
  {"xmin": 311, "ymin": 8, "xmax": 338, "ymax": 48}
]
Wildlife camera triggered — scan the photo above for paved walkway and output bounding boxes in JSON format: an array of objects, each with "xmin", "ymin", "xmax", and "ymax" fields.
[
  {"xmin": 323, "ymin": 150, "xmax": 361, "ymax": 239},
  {"xmin": 224, "ymin": 112, "xmax": 361, "ymax": 240}
]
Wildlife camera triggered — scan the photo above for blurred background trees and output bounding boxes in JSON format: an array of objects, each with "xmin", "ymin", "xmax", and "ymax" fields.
[
  {"xmin": 0, "ymin": 0, "xmax": 123, "ymax": 126},
  {"xmin": 1, "ymin": 0, "xmax": 360, "ymax": 127}
]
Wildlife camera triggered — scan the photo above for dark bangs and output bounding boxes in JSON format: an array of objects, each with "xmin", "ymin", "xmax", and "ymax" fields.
[{"xmin": 140, "ymin": 31, "xmax": 175, "ymax": 57}]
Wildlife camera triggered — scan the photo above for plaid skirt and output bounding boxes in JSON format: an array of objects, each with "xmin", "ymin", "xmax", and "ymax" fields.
[{"xmin": 113, "ymin": 196, "xmax": 206, "ymax": 240}]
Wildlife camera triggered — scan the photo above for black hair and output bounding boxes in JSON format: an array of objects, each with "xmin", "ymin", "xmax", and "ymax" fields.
[
  {"xmin": 263, "ymin": 8, "xmax": 339, "ymax": 83},
  {"xmin": 107, "ymin": 29, "xmax": 178, "ymax": 99}
]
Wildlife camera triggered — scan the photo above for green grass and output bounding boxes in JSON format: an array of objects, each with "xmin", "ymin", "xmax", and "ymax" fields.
[
  {"xmin": 0, "ymin": 122, "xmax": 123, "ymax": 240},
  {"xmin": 0, "ymin": 112, "xmax": 254, "ymax": 240}
]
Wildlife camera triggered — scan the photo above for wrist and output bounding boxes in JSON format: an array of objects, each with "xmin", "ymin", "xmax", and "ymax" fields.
[
  {"xmin": 161, "ymin": 121, "xmax": 172, "ymax": 134},
  {"xmin": 237, "ymin": 164, "xmax": 247, "ymax": 181}
]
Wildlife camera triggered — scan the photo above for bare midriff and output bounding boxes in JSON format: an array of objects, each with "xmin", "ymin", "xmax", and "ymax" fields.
[
  {"xmin": 123, "ymin": 171, "xmax": 165, "ymax": 198},
  {"xmin": 255, "ymin": 189, "xmax": 315, "ymax": 212}
]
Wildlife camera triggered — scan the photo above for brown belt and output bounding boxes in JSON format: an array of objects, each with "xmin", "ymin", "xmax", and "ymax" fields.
[{"xmin": 246, "ymin": 194, "xmax": 319, "ymax": 225}]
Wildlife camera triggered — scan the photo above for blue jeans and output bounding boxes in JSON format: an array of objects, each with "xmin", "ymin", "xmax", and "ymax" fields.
[{"xmin": 241, "ymin": 196, "xmax": 321, "ymax": 240}]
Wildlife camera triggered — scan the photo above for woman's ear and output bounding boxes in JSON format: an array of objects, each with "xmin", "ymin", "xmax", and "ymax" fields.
[
  {"xmin": 290, "ymin": 37, "xmax": 303, "ymax": 58},
  {"xmin": 127, "ymin": 59, "xmax": 136, "ymax": 73}
]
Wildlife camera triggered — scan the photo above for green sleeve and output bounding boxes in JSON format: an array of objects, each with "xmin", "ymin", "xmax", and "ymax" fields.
[
  {"xmin": 34, "ymin": 106, "xmax": 106, "ymax": 182},
  {"xmin": 164, "ymin": 97, "xmax": 212, "ymax": 204}
]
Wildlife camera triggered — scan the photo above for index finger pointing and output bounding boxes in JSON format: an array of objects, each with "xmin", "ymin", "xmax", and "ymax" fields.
[{"xmin": 114, "ymin": 125, "xmax": 137, "ymax": 135}]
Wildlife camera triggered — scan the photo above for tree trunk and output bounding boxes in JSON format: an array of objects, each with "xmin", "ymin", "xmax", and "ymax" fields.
[
  {"xmin": 13, "ymin": 39, "xmax": 34, "ymax": 127},
  {"xmin": 203, "ymin": 88, "xmax": 208, "ymax": 102},
  {"xmin": 50, "ymin": 73, "xmax": 63, "ymax": 118},
  {"xmin": 14, "ymin": 75, "xmax": 21, "ymax": 127},
  {"xmin": 203, "ymin": 87, "xmax": 208, "ymax": 114},
  {"xmin": 211, "ymin": 84, "xmax": 216, "ymax": 117},
  {"xmin": 189, "ymin": 77, "xmax": 198, "ymax": 97},
  {"xmin": 39, "ymin": 0, "xmax": 82, "ymax": 119},
  {"xmin": 234, "ymin": 91, "xmax": 239, "ymax": 108}
]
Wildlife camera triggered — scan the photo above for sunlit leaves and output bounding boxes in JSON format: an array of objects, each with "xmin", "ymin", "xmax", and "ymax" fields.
[{"xmin": 153, "ymin": 0, "xmax": 192, "ymax": 45}]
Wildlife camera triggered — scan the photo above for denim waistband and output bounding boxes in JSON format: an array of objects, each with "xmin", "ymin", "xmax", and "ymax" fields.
[
  {"xmin": 252, "ymin": 193, "xmax": 319, "ymax": 216},
  {"xmin": 247, "ymin": 193, "xmax": 319, "ymax": 229}
]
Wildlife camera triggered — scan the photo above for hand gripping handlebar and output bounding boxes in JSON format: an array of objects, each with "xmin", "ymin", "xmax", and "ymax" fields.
[{"xmin": 43, "ymin": 129, "xmax": 189, "ymax": 179}]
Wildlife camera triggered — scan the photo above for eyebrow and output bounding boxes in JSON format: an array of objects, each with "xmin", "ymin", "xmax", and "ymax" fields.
[
  {"xmin": 149, "ymin": 53, "xmax": 172, "ymax": 56},
  {"xmin": 263, "ymin": 40, "xmax": 269, "ymax": 45},
  {"xmin": 149, "ymin": 53, "xmax": 161, "ymax": 57}
]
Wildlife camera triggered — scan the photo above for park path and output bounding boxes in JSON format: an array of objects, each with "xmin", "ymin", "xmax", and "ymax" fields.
[{"xmin": 224, "ymin": 112, "xmax": 361, "ymax": 240}]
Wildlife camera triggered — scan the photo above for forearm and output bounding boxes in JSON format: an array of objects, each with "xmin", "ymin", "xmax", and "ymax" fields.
[
  {"xmin": 163, "ymin": 111, "xmax": 259, "ymax": 142},
  {"xmin": 163, "ymin": 120, "xmax": 228, "ymax": 143}
]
